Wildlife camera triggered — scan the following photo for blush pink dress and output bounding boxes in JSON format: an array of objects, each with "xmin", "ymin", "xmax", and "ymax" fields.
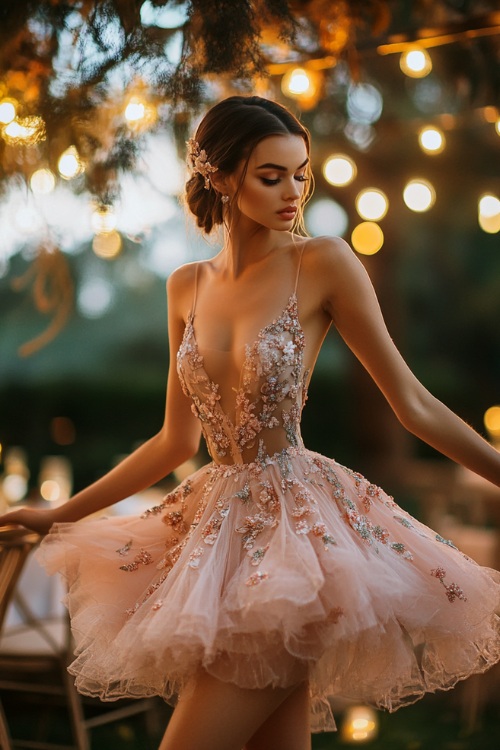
[{"xmin": 38, "ymin": 250, "xmax": 500, "ymax": 733}]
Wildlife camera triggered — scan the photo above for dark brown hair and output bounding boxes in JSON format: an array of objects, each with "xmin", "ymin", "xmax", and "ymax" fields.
[{"xmin": 185, "ymin": 96, "xmax": 312, "ymax": 234}]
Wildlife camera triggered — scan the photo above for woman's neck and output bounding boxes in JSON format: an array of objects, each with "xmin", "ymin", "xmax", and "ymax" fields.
[{"xmin": 220, "ymin": 220, "xmax": 289, "ymax": 279}]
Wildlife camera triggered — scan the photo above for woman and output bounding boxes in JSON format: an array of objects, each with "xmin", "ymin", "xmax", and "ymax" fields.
[{"xmin": 1, "ymin": 96, "xmax": 499, "ymax": 750}]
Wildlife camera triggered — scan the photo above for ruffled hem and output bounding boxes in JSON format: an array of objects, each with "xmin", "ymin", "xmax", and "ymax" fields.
[{"xmin": 37, "ymin": 448, "xmax": 500, "ymax": 733}]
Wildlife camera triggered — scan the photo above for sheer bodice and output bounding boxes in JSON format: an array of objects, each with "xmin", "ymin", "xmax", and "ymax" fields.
[{"xmin": 177, "ymin": 257, "xmax": 310, "ymax": 465}]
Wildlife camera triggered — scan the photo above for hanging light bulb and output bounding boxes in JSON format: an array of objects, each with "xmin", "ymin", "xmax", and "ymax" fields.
[
  {"xmin": 58, "ymin": 146, "xmax": 84, "ymax": 179},
  {"xmin": 418, "ymin": 126, "xmax": 445, "ymax": 154},
  {"xmin": 355, "ymin": 189, "xmax": 388, "ymax": 221},
  {"xmin": 400, "ymin": 46, "xmax": 432, "ymax": 78},
  {"xmin": 2, "ymin": 115, "xmax": 45, "ymax": 145},
  {"xmin": 478, "ymin": 193, "xmax": 500, "ymax": 234},
  {"xmin": 403, "ymin": 179, "xmax": 435, "ymax": 212},
  {"xmin": 323, "ymin": 154, "xmax": 357, "ymax": 187},
  {"xmin": 91, "ymin": 204, "xmax": 117, "ymax": 234},
  {"xmin": 351, "ymin": 222, "xmax": 384, "ymax": 255},
  {"xmin": 30, "ymin": 168, "xmax": 56, "ymax": 194},
  {"xmin": 0, "ymin": 97, "xmax": 17, "ymax": 124}
]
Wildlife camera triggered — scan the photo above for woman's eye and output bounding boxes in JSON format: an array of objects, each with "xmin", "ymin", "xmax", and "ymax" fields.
[
  {"xmin": 261, "ymin": 177, "xmax": 280, "ymax": 185},
  {"xmin": 295, "ymin": 174, "xmax": 309, "ymax": 183}
]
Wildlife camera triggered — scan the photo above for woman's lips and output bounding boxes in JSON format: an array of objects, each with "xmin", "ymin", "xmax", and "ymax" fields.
[{"xmin": 277, "ymin": 207, "xmax": 297, "ymax": 220}]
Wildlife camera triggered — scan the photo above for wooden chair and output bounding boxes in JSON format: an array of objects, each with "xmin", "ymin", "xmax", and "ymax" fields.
[{"xmin": 0, "ymin": 526, "xmax": 165, "ymax": 750}]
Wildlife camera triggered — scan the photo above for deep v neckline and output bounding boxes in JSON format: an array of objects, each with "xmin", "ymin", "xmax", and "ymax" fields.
[{"xmin": 184, "ymin": 291, "xmax": 300, "ymax": 393}]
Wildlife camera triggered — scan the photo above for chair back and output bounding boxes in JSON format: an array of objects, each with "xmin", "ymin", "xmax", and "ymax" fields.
[{"xmin": 0, "ymin": 528, "xmax": 40, "ymax": 632}]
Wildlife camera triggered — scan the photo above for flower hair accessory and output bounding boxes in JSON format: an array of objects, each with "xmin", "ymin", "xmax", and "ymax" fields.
[{"xmin": 186, "ymin": 138, "xmax": 218, "ymax": 189}]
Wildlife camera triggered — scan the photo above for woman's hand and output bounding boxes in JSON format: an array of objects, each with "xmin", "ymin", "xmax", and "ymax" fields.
[{"xmin": 0, "ymin": 506, "xmax": 58, "ymax": 535}]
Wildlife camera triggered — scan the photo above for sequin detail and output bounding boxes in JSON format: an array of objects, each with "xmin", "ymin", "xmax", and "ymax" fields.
[
  {"xmin": 119, "ymin": 549, "xmax": 153, "ymax": 572},
  {"xmin": 431, "ymin": 567, "xmax": 468, "ymax": 603}
]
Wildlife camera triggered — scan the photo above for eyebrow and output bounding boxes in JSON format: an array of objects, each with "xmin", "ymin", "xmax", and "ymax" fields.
[{"xmin": 256, "ymin": 158, "xmax": 309, "ymax": 171}]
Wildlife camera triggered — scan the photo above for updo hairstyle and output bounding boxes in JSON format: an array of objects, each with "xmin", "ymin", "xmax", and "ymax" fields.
[{"xmin": 185, "ymin": 96, "xmax": 311, "ymax": 234}]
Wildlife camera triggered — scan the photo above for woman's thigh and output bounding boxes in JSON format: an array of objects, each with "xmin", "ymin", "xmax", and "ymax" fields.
[
  {"xmin": 244, "ymin": 681, "xmax": 311, "ymax": 750},
  {"xmin": 158, "ymin": 671, "xmax": 305, "ymax": 750}
]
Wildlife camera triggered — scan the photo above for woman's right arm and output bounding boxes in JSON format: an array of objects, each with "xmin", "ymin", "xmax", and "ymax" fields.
[{"xmin": 0, "ymin": 265, "xmax": 202, "ymax": 534}]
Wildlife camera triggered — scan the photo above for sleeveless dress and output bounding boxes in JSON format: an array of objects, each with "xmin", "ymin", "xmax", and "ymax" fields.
[{"xmin": 38, "ymin": 250, "xmax": 500, "ymax": 733}]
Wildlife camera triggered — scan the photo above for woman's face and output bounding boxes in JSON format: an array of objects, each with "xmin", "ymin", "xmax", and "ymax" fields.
[{"xmin": 228, "ymin": 134, "xmax": 310, "ymax": 231}]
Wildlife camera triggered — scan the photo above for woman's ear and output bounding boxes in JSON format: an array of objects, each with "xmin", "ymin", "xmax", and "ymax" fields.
[{"xmin": 210, "ymin": 170, "xmax": 230, "ymax": 197}]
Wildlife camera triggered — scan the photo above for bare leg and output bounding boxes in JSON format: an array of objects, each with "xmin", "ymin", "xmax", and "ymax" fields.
[
  {"xmin": 158, "ymin": 671, "xmax": 302, "ymax": 750},
  {"xmin": 244, "ymin": 681, "xmax": 311, "ymax": 750}
]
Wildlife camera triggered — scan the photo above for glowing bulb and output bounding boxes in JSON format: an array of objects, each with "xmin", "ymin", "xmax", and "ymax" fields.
[
  {"xmin": 400, "ymin": 46, "xmax": 432, "ymax": 78},
  {"xmin": 355, "ymin": 189, "xmax": 388, "ymax": 221},
  {"xmin": 479, "ymin": 194, "xmax": 500, "ymax": 218},
  {"xmin": 323, "ymin": 154, "xmax": 357, "ymax": 186},
  {"xmin": 58, "ymin": 146, "xmax": 84, "ymax": 179},
  {"xmin": 495, "ymin": 119, "xmax": 500, "ymax": 136},
  {"xmin": 478, "ymin": 193, "xmax": 500, "ymax": 233},
  {"xmin": 92, "ymin": 230, "xmax": 122, "ymax": 259},
  {"xmin": 281, "ymin": 68, "xmax": 316, "ymax": 97},
  {"xmin": 0, "ymin": 98, "xmax": 17, "ymax": 124},
  {"xmin": 351, "ymin": 222, "xmax": 384, "ymax": 255},
  {"xmin": 484, "ymin": 406, "xmax": 500, "ymax": 438},
  {"xmin": 418, "ymin": 126, "xmax": 445, "ymax": 154},
  {"xmin": 403, "ymin": 179, "xmax": 435, "ymax": 212},
  {"xmin": 125, "ymin": 98, "xmax": 146, "ymax": 122},
  {"xmin": 30, "ymin": 168, "xmax": 56, "ymax": 194},
  {"xmin": 40, "ymin": 479, "xmax": 62, "ymax": 502}
]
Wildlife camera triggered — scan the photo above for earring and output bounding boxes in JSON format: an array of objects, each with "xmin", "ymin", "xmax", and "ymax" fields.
[{"xmin": 221, "ymin": 194, "xmax": 230, "ymax": 205}]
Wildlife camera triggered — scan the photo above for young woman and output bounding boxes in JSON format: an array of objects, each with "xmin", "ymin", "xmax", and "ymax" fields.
[{"xmin": 1, "ymin": 96, "xmax": 499, "ymax": 750}]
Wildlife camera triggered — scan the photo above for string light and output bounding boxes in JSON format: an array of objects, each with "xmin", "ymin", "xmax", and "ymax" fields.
[
  {"xmin": 124, "ymin": 95, "xmax": 157, "ymax": 130},
  {"xmin": 351, "ymin": 222, "xmax": 384, "ymax": 255},
  {"xmin": 30, "ymin": 167, "xmax": 56, "ymax": 194},
  {"xmin": 484, "ymin": 405, "xmax": 500, "ymax": 442},
  {"xmin": 355, "ymin": 189, "xmax": 388, "ymax": 221},
  {"xmin": 400, "ymin": 46, "xmax": 432, "ymax": 78},
  {"xmin": 403, "ymin": 179, "xmax": 436, "ymax": 212},
  {"xmin": 323, "ymin": 154, "xmax": 357, "ymax": 186},
  {"xmin": 58, "ymin": 146, "xmax": 84, "ymax": 179},
  {"xmin": 281, "ymin": 67, "xmax": 321, "ymax": 108},
  {"xmin": 495, "ymin": 118, "xmax": 500, "ymax": 136},
  {"xmin": 341, "ymin": 705, "xmax": 379, "ymax": 743},
  {"xmin": 418, "ymin": 125, "xmax": 445, "ymax": 154},
  {"xmin": 2, "ymin": 115, "xmax": 45, "ymax": 144},
  {"xmin": 0, "ymin": 98, "xmax": 17, "ymax": 124},
  {"xmin": 92, "ymin": 230, "xmax": 122, "ymax": 259},
  {"xmin": 478, "ymin": 193, "xmax": 500, "ymax": 234}
]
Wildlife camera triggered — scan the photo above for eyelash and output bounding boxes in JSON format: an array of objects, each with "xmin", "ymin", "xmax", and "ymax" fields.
[{"xmin": 261, "ymin": 176, "xmax": 309, "ymax": 186}]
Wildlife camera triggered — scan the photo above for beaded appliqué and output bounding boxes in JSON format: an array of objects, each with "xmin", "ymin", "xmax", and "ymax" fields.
[{"xmin": 431, "ymin": 566, "xmax": 467, "ymax": 603}]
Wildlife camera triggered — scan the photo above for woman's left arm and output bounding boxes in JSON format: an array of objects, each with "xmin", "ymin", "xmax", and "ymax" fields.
[{"xmin": 317, "ymin": 237, "xmax": 500, "ymax": 488}]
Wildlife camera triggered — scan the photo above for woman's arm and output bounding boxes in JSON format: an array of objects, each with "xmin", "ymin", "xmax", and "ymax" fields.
[
  {"xmin": 0, "ymin": 265, "xmax": 202, "ymax": 533},
  {"xmin": 316, "ymin": 237, "xmax": 500, "ymax": 487}
]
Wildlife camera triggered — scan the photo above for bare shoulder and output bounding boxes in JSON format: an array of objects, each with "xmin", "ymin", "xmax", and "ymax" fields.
[
  {"xmin": 299, "ymin": 235, "xmax": 365, "ymax": 296},
  {"xmin": 167, "ymin": 260, "xmax": 208, "ymax": 309}
]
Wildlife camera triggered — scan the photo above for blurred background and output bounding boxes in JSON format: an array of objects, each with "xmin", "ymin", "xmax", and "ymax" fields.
[{"xmin": 0, "ymin": 1, "xmax": 499, "ymax": 748}]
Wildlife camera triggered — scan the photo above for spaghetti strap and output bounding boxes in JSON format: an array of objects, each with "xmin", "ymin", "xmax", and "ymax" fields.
[
  {"xmin": 294, "ymin": 244, "xmax": 305, "ymax": 294},
  {"xmin": 191, "ymin": 262, "xmax": 200, "ymax": 315}
]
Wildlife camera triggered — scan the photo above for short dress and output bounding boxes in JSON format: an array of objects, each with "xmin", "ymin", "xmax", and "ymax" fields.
[{"xmin": 38, "ymin": 255, "xmax": 500, "ymax": 733}]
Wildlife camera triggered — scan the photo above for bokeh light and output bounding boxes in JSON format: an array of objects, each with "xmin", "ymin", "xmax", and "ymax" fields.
[
  {"xmin": 305, "ymin": 198, "xmax": 349, "ymax": 237},
  {"xmin": 403, "ymin": 179, "xmax": 435, "ymax": 212},
  {"xmin": 323, "ymin": 154, "xmax": 357, "ymax": 186},
  {"xmin": 30, "ymin": 168, "xmax": 56, "ymax": 194},
  {"xmin": 478, "ymin": 193, "xmax": 500, "ymax": 234},
  {"xmin": 351, "ymin": 221, "xmax": 384, "ymax": 255},
  {"xmin": 400, "ymin": 46, "xmax": 432, "ymax": 78},
  {"xmin": 91, "ymin": 205, "xmax": 117, "ymax": 234},
  {"xmin": 281, "ymin": 67, "xmax": 318, "ymax": 98},
  {"xmin": 58, "ymin": 146, "xmax": 84, "ymax": 179},
  {"xmin": 418, "ymin": 126, "xmax": 445, "ymax": 154},
  {"xmin": 355, "ymin": 189, "xmax": 388, "ymax": 221},
  {"xmin": 92, "ymin": 230, "xmax": 122, "ymax": 259},
  {"xmin": 0, "ymin": 98, "xmax": 17, "ymax": 124}
]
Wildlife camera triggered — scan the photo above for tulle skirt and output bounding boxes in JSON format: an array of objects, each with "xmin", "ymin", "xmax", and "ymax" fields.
[{"xmin": 37, "ymin": 447, "xmax": 500, "ymax": 732}]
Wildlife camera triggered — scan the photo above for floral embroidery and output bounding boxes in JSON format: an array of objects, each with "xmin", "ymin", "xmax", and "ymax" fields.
[
  {"xmin": 202, "ymin": 515, "xmax": 224, "ymax": 545},
  {"xmin": 311, "ymin": 522, "xmax": 336, "ymax": 548},
  {"xmin": 237, "ymin": 512, "xmax": 277, "ymax": 550},
  {"xmin": 431, "ymin": 567, "xmax": 467, "ymax": 602},
  {"xmin": 435, "ymin": 534, "xmax": 458, "ymax": 549},
  {"xmin": 120, "ymin": 549, "xmax": 153, "ymax": 572},
  {"xmin": 116, "ymin": 539, "xmax": 133, "ymax": 556},
  {"xmin": 249, "ymin": 546, "xmax": 269, "ymax": 565},
  {"xmin": 177, "ymin": 293, "xmax": 308, "ymax": 464},
  {"xmin": 188, "ymin": 547, "xmax": 204, "ymax": 569},
  {"xmin": 246, "ymin": 571, "xmax": 269, "ymax": 586}
]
